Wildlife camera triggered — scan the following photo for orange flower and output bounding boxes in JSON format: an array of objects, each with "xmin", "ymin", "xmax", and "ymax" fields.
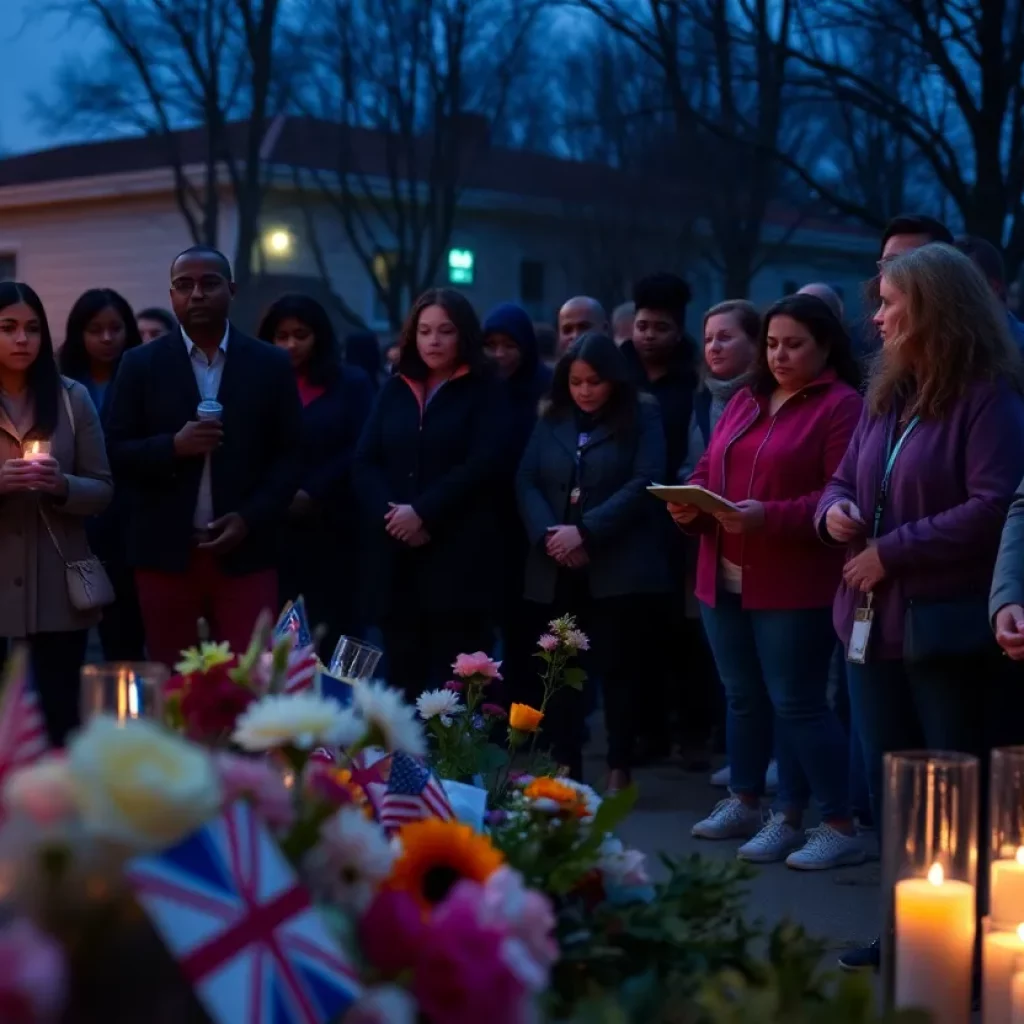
[
  {"xmin": 524, "ymin": 776, "xmax": 588, "ymax": 817},
  {"xmin": 509, "ymin": 703, "xmax": 544, "ymax": 732},
  {"xmin": 386, "ymin": 818, "xmax": 505, "ymax": 913}
]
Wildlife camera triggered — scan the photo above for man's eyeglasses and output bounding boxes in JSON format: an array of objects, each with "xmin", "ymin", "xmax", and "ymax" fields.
[{"xmin": 171, "ymin": 275, "xmax": 226, "ymax": 296}]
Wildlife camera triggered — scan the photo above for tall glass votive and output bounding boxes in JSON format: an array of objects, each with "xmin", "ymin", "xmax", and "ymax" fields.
[
  {"xmin": 883, "ymin": 750, "xmax": 979, "ymax": 1024},
  {"xmin": 80, "ymin": 663, "xmax": 168, "ymax": 724},
  {"xmin": 990, "ymin": 747, "xmax": 1024, "ymax": 927},
  {"xmin": 329, "ymin": 636, "xmax": 382, "ymax": 684}
]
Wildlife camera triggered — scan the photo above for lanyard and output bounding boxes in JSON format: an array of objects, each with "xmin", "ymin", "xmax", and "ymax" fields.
[{"xmin": 872, "ymin": 414, "xmax": 919, "ymax": 537}]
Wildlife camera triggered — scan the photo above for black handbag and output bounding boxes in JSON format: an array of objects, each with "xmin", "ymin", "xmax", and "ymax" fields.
[{"xmin": 903, "ymin": 596, "xmax": 994, "ymax": 663}]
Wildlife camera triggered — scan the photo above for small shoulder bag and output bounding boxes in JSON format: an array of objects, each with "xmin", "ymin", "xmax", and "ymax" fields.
[{"xmin": 37, "ymin": 384, "xmax": 114, "ymax": 612}]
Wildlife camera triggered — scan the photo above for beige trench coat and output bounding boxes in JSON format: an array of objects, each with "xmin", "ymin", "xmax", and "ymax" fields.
[{"xmin": 0, "ymin": 379, "xmax": 113, "ymax": 637}]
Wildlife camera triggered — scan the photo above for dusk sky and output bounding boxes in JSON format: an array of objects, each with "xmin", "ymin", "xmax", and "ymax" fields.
[{"xmin": 2, "ymin": 3, "xmax": 93, "ymax": 154}]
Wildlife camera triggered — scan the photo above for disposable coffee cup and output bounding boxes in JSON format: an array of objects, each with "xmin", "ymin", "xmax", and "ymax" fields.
[{"xmin": 197, "ymin": 400, "xmax": 223, "ymax": 421}]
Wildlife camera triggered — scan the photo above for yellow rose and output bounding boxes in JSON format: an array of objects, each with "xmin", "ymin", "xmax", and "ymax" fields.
[
  {"xmin": 69, "ymin": 716, "xmax": 222, "ymax": 850},
  {"xmin": 509, "ymin": 703, "xmax": 544, "ymax": 732}
]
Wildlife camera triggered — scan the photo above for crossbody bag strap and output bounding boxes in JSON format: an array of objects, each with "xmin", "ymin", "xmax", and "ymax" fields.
[
  {"xmin": 59, "ymin": 380, "xmax": 75, "ymax": 437},
  {"xmin": 37, "ymin": 504, "xmax": 68, "ymax": 564}
]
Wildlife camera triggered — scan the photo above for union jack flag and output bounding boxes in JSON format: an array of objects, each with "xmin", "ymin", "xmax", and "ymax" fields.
[
  {"xmin": 379, "ymin": 751, "xmax": 453, "ymax": 833},
  {"xmin": 0, "ymin": 647, "xmax": 48, "ymax": 814},
  {"xmin": 274, "ymin": 598, "xmax": 312, "ymax": 648},
  {"xmin": 126, "ymin": 800, "xmax": 361, "ymax": 1024}
]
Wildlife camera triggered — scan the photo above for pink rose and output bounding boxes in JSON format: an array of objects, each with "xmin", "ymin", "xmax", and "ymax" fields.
[
  {"xmin": 537, "ymin": 634, "xmax": 558, "ymax": 652},
  {"xmin": 452, "ymin": 652, "xmax": 503, "ymax": 681},
  {"xmin": 0, "ymin": 919, "xmax": 66, "ymax": 1023},
  {"xmin": 215, "ymin": 754, "xmax": 295, "ymax": 832},
  {"xmin": 360, "ymin": 890, "xmax": 426, "ymax": 977},
  {"xmin": 415, "ymin": 882, "xmax": 526, "ymax": 1024},
  {"xmin": 4, "ymin": 754, "xmax": 77, "ymax": 828},
  {"xmin": 480, "ymin": 868, "xmax": 558, "ymax": 991}
]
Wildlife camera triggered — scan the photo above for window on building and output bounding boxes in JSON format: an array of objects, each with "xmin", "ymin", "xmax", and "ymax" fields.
[
  {"xmin": 447, "ymin": 248, "xmax": 475, "ymax": 286},
  {"xmin": 782, "ymin": 279, "xmax": 798, "ymax": 295},
  {"xmin": 371, "ymin": 250, "xmax": 398, "ymax": 324},
  {"xmin": 0, "ymin": 254, "xmax": 16, "ymax": 282},
  {"xmin": 520, "ymin": 260, "xmax": 545, "ymax": 304}
]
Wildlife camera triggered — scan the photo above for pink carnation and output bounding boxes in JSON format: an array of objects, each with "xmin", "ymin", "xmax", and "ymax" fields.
[
  {"xmin": 537, "ymin": 634, "xmax": 558, "ymax": 652},
  {"xmin": 216, "ymin": 753, "xmax": 295, "ymax": 832},
  {"xmin": 481, "ymin": 703, "xmax": 507, "ymax": 719},
  {"xmin": 452, "ymin": 652, "xmax": 503, "ymax": 681},
  {"xmin": 444, "ymin": 680, "xmax": 465, "ymax": 693},
  {"xmin": 415, "ymin": 881, "xmax": 527, "ymax": 1024},
  {"xmin": 0, "ymin": 919, "xmax": 66, "ymax": 1023}
]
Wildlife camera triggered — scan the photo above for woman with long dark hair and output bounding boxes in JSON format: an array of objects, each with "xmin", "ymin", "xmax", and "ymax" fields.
[
  {"xmin": 59, "ymin": 288, "xmax": 146, "ymax": 660},
  {"xmin": 673, "ymin": 294, "xmax": 863, "ymax": 870},
  {"xmin": 353, "ymin": 288, "xmax": 509, "ymax": 696},
  {"xmin": 516, "ymin": 332, "xmax": 671, "ymax": 787},
  {"xmin": 257, "ymin": 295, "xmax": 374, "ymax": 657},
  {"xmin": 0, "ymin": 282, "xmax": 113, "ymax": 744}
]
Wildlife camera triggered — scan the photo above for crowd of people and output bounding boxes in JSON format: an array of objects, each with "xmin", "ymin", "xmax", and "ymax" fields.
[{"xmin": 4, "ymin": 214, "xmax": 1024, "ymax": 975}]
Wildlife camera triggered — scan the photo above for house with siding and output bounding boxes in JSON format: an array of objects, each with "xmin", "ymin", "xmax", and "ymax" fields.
[{"xmin": 0, "ymin": 118, "xmax": 878, "ymax": 340}]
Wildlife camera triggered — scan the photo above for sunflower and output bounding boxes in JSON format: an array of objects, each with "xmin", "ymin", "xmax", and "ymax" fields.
[
  {"xmin": 523, "ymin": 776, "xmax": 589, "ymax": 817},
  {"xmin": 386, "ymin": 818, "xmax": 504, "ymax": 912}
]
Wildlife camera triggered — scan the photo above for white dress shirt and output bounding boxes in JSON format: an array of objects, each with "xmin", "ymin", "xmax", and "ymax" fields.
[{"xmin": 182, "ymin": 325, "xmax": 229, "ymax": 530}]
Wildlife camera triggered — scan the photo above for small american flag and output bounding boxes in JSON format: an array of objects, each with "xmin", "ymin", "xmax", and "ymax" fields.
[
  {"xmin": 379, "ymin": 751, "xmax": 453, "ymax": 833},
  {"xmin": 0, "ymin": 646, "xmax": 48, "ymax": 806},
  {"xmin": 274, "ymin": 597, "xmax": 313, "ymax": 648},
  {"xmin": 284, "ymin": 642, "xmax": 319, "ymax": 694}
]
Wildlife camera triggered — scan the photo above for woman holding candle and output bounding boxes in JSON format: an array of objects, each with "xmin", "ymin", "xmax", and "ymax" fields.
[
  {"xmin": 818, "ymin": 242, "xmax": 1024, "ymax": 971},
  {"xmin": 59, "ymin": 288, "xmax": 146, "ymax": 661},
  {"xmin": 0, "ymin": 281, "xmax": 113, "ymax": 745},
  {"xmin": 353, "ymin": 288, "xmax": 509, "ymax": 698},
  {"xmin": 673, "ymin": 294, "xmax": 864, "ymax": 870},
  {"xmin": 257, "ymin": 295, "xmax": 375, "ymax": 658}
]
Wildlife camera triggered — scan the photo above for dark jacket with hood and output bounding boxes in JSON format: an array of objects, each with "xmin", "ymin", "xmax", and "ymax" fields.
[
  {"xmin": 619, "ymin": 338, "xmax": 699, "ymax": 482},
  {"xmin": 482, "ymin": 303, "xmax": 553, "ymax": 608}
]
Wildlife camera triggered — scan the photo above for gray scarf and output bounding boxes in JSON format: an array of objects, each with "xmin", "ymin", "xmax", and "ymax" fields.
[{"xmin": 705, "ymin": 372, "xmax": 754, "ymax": 432}]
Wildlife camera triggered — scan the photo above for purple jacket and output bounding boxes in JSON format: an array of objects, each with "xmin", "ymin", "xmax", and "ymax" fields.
[{"xmin": 815, "ymin": 380, "xmax": 1024, "ymax": 660}]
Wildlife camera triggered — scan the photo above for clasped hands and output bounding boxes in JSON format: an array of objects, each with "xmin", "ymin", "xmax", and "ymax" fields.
[
  {"xmin": 545, "ymin": 525, "xmax": 588, "ymax": 568},
  {"xmin": 386, "ymin": 503, "xmax": 430, "ymax": 548},
  {"xmin": 0, "ymin": 457, "xmax": 67, "ymax": 498}
]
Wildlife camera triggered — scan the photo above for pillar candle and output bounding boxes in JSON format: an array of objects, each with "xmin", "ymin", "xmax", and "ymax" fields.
[
  {"xmin": 895, "ymin": 864, "xmax": 975, "ymax": 1024},
  {"xmin": 984, "ymin": 926, "xmax": 1024, "ymax": 1024},
  {"xmin": 1012, "ymin": 970, "xmax": 1024, "ymax": 1024},
  {"xmin": 992, "ymin": 849, "xmax": 1024, "ymax": 926}
]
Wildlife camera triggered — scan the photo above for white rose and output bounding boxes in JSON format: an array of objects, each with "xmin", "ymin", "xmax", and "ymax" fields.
[{"xmin": 68, "ymin": 716, "xmax": 222, "ymax": 850}]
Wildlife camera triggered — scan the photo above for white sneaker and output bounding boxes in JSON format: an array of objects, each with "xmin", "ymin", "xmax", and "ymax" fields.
[
  {"xmin": 691, "ymin": 797, "xmax": 762, "ymax": 840},
  {"xmin": 764, "ymin": 760, "xmax": 779, "ymax": 795},
  {"xmin": 710, "ymin": 765, "xmax": 731, "ymax": 787},
  {"xmin": 786, "ymin": 824, "xmax": 867, "ymax": 871},
  {"xmin": 737, "ymin": 812, "xmax": 805, "ymax": 863}
]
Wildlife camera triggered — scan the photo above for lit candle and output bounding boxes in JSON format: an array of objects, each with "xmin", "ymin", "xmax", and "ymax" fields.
[
  {"xmin": 21, "ymin": 440, "xmax": 50, "ymax": 462},
  {"xmin": 1012, "ymin": 969, "xmax": 1024, "ymax": 1024},
  {"xmin": 984, "ymin": 924, "xmax": 1024, "ymax": 1024},
  {"xmin": 993, "ymin": 848, "xmax": 1024, "ymax": 926},
  {"xmin": 894, "ymin": 863, "xmax": 975, "ymax": 1024}
]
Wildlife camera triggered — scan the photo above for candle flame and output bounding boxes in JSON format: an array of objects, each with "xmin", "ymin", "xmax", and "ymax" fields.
[
  {"xmin": 24, "ymin": 441, "xmax": 41, "ymax": 455},
  {"xmin": 1018, "ymin": 924, "xmax": 1024, "ymax": 942},
  {"xmin": 927, "ymin": 863, "xmax": 944, "ymax": 886},
  {"xmin": 1016, "ymin": 847, "xmax": 1024, "ymax": 866}
]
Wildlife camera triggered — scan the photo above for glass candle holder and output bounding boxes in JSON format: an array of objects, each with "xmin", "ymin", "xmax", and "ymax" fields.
[
  {"xmin": 982, "ymin": 918, "xmax": 1024, "ymax": 1024},
  {"xmin": 21, "ymin": 439, "xmax": 51, "ymax": 462},
  {"xmin": 882, "ymin": 750, "xmax": 979, "ymax": 1024},
  {"xmin": 990, "ymin": 747, "xmax": 1024, "ymax": 928},
  {"xmin": 80, "ymin": 663, "xmax": 169, "ymax": 724},
  {"xmin": 329, "ymin": 636, "xmax": 382, "ymax": 684}
]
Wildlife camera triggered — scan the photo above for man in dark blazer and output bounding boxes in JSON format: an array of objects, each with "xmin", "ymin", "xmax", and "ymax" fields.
[{"xmin": 104, "ymin": 246, "xmax": 302, "ymax": 665}]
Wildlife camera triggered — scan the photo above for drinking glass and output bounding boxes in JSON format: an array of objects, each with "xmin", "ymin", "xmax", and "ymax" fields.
[
  {"xmin": 329, "ymin": 636, "xmax": 382, "ymax": 683},
  {"xmin": 80, "ymin": 663, "xmax": 169, "ymax": 724}
]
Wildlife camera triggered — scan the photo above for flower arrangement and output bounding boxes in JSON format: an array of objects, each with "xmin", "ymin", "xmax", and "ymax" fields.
[{"xmin": 0, "ymin": 610, "xmax": 926, "ymax": 1024}]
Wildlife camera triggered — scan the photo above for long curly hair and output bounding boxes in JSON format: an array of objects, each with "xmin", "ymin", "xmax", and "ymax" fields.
[{"xmin": 868, "ymin": 243, "xmax": 1023, "ymax": 419}]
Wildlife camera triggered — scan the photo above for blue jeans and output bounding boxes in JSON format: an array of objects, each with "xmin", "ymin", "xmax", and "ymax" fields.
[
  {"xmin": 831, "ymin": 646, "xmax": 872, "ymax": 825},
  {"xmin": 700, "ymin": 594, "xmax": 849, "ymax": 820}
]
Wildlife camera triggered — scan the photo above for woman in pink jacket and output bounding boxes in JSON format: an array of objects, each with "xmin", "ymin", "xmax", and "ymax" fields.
[{"xmin": 669, "ymin": 294, "xmax": 863, "ymax": 870}]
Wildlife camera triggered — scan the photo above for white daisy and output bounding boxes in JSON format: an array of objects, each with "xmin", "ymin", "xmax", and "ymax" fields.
[
  {"xmin": 330, "ymin": 706, "xmax": 369, "ymax": 750},
  {"xmin": 558, "ymin": 778, "xmax": 601, "ymax": 820},
  {"xmin": 305, "ymin": 807, "xmax": 395, "ymax": 912},
  {"xmin": 415, "ymin": 688, "xmax": 463, "ymax": 725},
  {"xmin": 231, "ymin": 692, "xmax": 351, "ymax": 752},
  {"xmin": 352, "ymin": 681, "xmax": 426, "ymax": 757}
]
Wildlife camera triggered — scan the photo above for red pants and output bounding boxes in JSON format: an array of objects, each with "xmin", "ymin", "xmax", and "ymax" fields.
[{"xmin": 135, "ymin": 551, "xmax": 278, "ymax": 667}]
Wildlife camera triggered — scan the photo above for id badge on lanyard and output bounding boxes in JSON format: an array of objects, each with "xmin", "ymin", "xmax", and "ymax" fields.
[{"xmin": 846, "ymin": 414, "xmax": 919, "ymax": 664}]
